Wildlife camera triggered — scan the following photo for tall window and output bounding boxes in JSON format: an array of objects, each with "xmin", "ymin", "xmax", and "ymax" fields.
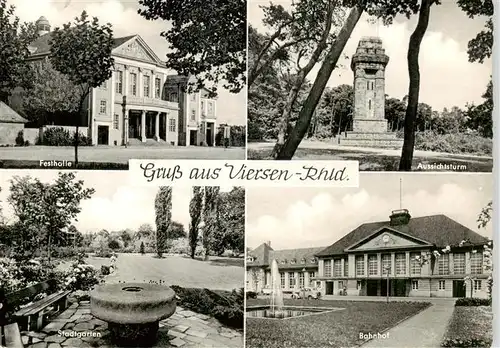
[
  {"xmin": 395, "ymin": 253, "xmax": 406, "ymax": 275},
  {"xmin": 474, "ymin": 280, "xmax": 482, "ymax": 291},
  {"xmin": 201, "ymin": 100, "xmax": 205, "ymax": 115},
  {"xmin": 288, "ymin": 272, "xmax": 295, "ymax": 288},
  {"xmin": 169, "ymin": 92, "xmax": 178, "ymax": 102},
  {"xmin": 130, "ymin": 73, "xmax": 137, "ymax": 96},
  {"xmin": 368, "ymin": 255, "xmax": 378, "ymax": 275},
  {"xmin": 368, "ymin": 99, "xmax": 372, "ymax": 110},
  {"xmin": 412, "ymin": 280, "xmax": 419, "ymax": 290},
  {"xmin": 324, "ymin": 259, "xmax": 332, "ymax": 277},
  {"xmin": 143, "ymin": 76, "xmax": 150, "ymax": 97},
  {"xmin": 190, "ymin": 109, "xmax": 196, "ymax": 121},
  {"xmin": 280, "ymin": 273, "xmax": 285, "ymax": 289},
  {"xmin": 437, "ymin": 254, "xmax": 449, "ymax": 275},
  {"xmin": 470, "ymin": 252, "xmax": 483, "ymax": 275},
  {"xmin": 169, "ymin": 119, "xmax": 176, "ymax": 132},
  {"xmin": 382, "ymin": 254, "xmax": 391, "ymax": 275},
  {"xmin": 155, "ymin": 78, "xmax": 161, "ymax": 98},
  {"xmin": 208, "ymin": 101, "xmax": 214, "ymax": 115},
  {"xmin": 99, "ymin": 100, "xmax": 106, "ymax": 114},
  {"xmin": 410, "ymin": 252, "xmax": 421, "ymax": 275},
  {"xmin": 438, "ymin": 280, "xmax": 446, "ymax": 290},
  {"xmin": 355, "ymin": 255, "xmax": 364, "ymax": 276},
  {"xmin": 113, "ymin": 114, "xmax": 119, "ymax": 130},
  {"xmin": 453, "ymin": 253, "xmax": 466, "ymax": 274},
  {"xmin": 299, "ymin": 273, "xmax": 304, "ymax": 288},
  {"xmin": 367, "ymin": 81, "xmax": 370, "ymax": 89},
  {"xmin": 344, "ymin": 258, "xmax": 348, "ymax": 277},
  {"xmin": 116, "ymin": 71, "xmax": 123, "ymax": 94},
  {"xmin": 334, "ymin": 259, "xmax": 342, "ymax": 277},
  {"xmin": 309, "ymin": 271, "xmax": 315, "ymax": 280}
]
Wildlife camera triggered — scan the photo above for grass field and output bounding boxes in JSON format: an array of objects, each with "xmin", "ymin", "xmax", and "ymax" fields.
[
  {"xmin": 246, "ymin": 298, "xmax": 431, "ymax": 348},
  {"xmin": 83, "ymin": 253, "xmax": 244, "ymax": 291},
  {"xmin": 442, "ymin": 306, "xmax": 493, "ymax": 347}
]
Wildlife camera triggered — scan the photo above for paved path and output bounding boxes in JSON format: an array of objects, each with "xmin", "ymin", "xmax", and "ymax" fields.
[
  {"xmin": 22, "ymin": 300, "xmax": 242, "ymax": 348},
  {"xmin": 360, "ymin": 301, "xmax": 455, "ymax": 348}
]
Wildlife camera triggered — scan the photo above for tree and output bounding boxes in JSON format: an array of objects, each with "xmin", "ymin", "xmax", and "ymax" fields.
[
  {"xmin": 169, "ymin": 221, "xmax": 186, "ymax": 239},
  {"xmin": 202, "ymin": 186, "xmax": 220, "ymax": 260},
  {"xmin": 138, "ymin": 0, "xmax": 246, "ymax": 95},
  {"xmin": 0, "ymin": 0, "xmax": 38, "ymax": 102},
  {"xmin": 385, "ymin": 97, "xmax": 406, "ymax": 131},
  {"xmin": 154, "ymin": 186, "xmax": 172, "ymax": 258},
  {"xmin": 50, "ymin": 11, "xmax": 114, "ymax": 165},
  {"xmin": 108, "ymin": 239, "xmax": 120, "ymax": 250},
  {"xmin": 188, "ymin": 187, "xmax": 204, "ymax": 259},
  {"xmin": 140, "ymin": 241, "xmax": 145, "ymax": 255},
  {"xmin": 478, "ymin": 200, "xmax": 492, "ymax": 229},
  {"xmin": 399, "ymin": 0, "xmax": 439, "ymax": 171},
  {"xmin": 21, "ymin": 59, "xmax": 83, "ymax": 125},
  {"xmin": 120, "ymin": 229, "xmax": 133, "ymax": 248},
  {"xmin": 7, "ymin": 172, "xmax": 95, "ymax": 262},
  {"xmin": 277, "ymin": 0, "xmax": 420, "ymax": 159}
]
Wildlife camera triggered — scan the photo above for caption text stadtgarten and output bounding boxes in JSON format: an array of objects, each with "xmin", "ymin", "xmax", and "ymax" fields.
[{"xmin": 129, "ymin": 160, "xmax": 359, "ymax": 187}]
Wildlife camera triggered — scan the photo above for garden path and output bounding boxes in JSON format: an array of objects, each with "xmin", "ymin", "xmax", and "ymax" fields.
[{"xmin": 360, "ymin": 301, "xmax": 455, "ymax": 348}]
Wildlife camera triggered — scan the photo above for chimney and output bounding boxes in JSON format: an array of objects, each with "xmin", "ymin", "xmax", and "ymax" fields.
[
  {"xmin": 390, "ymin": 209, "xmax": 411, "ymax": 226},
  {"xmin": 266, "ymin": 241, "xmax": 271, "ymax": 247}
]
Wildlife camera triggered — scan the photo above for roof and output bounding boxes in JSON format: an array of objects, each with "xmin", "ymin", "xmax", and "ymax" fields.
[
  {"xmin": 247, "ymin": 243, "xmax": 324, "ymax": 270},
  {"xmin": 316, "ymin": 214, "xmax": 489, "ymax": 257},
  {"xmin": 247, "ymin": 243, "xmax": 273, "ymax": 267},
  {"xmin": 36, "ymin": 16, "xmax": 50, "ymax": 26},
  {"xmin": 0, "ymin": 102, "xmax": 27, "ymax": 123}
]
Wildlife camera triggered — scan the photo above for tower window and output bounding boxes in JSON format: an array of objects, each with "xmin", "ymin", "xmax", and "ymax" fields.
[
  {"xmin": 371, "ymin": 82, "xmax": 374, "ymax": 90},
  {"xmin": 368, "ymin": 100, "xmax": 371, "ymax": 110},
  {"xmin": 367, "ymin": 81, "xmax": 370, "ymax": 89}
]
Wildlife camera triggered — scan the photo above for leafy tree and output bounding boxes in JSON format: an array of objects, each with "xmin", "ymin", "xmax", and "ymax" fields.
[
  {"xmin": 120, "ymin": 229, "xmax": 133, "ymax": 248},
  {"xmin": 277, "ymin": 0, "xmax": 420, "ymax": 159},
  {"xmin": 21, "ymin": 59, "xmax": 83, "ymax": 125},
  {"xmin": 399, "ymin": 0, "xmax": 440, "ymax": 171},
  {"xmin": 136, "ymin": 223, "xmax": 154, "ymax": 239},
  {"xmin": 478, "ymin": 200, "xmax": 492, "ymax": 229},
  {"xmin": 50, "ymin": 11, "xmax": 114, "ymax": 165},
  {"xmin": 138, "ymin": 0, "xmax": 246, "ymax": 95},
  {"xmin": 0, "ymin": 0, "xmax": 38, "ymax": 102},
  {"xmin": 140, "ymin": 241, "xmax": 145, "ymax": 255},
  {"xmin": 385, "ymin": 97, "xmax": 406, "ymax": 131},
  {"xmin": 169, "ymin": 221, "xmax": 186, "ymax": 239},
  {"xmin": 202, "ymin": 186, "xmax": 220, "ymax": 260},
  {"xmin": 7, "ymin": 172, "xmax": 95, "ymax": 262},
  {"xmin": 108, "ymin": 239, "xmax": 120, "ymax": 250},
  {"xmin": 465, "ymin": 81, "xmax": 492, "ymax": 139},
  {"xmin": 188, "ymin": 187, "xmax": 204, "ymax": 259},
  {"xmin": 154, "ymin": 186, "xmax": 172, "ymax": 258}
]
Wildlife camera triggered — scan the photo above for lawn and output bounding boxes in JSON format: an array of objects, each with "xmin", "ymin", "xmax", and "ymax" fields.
[
  {"xmin": 246, "ymin": 298, "xmax": 431, "ymax": 348},
  {"xmin": 63, "ymin": 253, "xmax": 244, "ymax": 291},
  {"xmin": 247, "ymin": 148, "xmax": 492, "ymax": 172},
  {"xmin": 442, "ymin": 306, "xmax": 493, "ymax": 347}
]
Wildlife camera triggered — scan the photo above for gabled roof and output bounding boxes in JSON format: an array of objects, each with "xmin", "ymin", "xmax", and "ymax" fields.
[
  {"xmin": 247, "ymin": 243, "xmax": 323, "ymax": 270},
  {"xmin": 316, "ymin": 214, "xmax": 489, "ymax": 257},
  {"xmin": 247, "ymin": 243, "xmax": 273, "ymax": 267},
  {"xmin": 0, "ymin": 102, "xmax": 27, "ymax": 123}
]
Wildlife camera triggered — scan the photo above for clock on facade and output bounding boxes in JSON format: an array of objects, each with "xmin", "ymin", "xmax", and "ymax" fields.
[{"xmin": 382, "ymin": 234, "xmax": 390, "ymax": 244}]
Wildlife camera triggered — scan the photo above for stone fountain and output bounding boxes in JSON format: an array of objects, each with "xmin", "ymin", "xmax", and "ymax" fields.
[{"xmin": 267, "ymin": 259, "xmax": 285, "ymax": 318}]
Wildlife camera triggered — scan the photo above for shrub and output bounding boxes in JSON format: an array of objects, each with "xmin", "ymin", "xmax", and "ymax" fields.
[
  {"xmin": 246, "ymin": 291, "xmax": 257, "ymax": 299},
  {"xmin": 108, "ymin": 239, "xmax": 120, "ymax": 250},
  {"xmin": 140, "ymin": 242, "xmax": 145, "ymax": 255},
  {"xmin": 415, "ymin": 131, "xmax": 492, "ymax": 155},
  {"xmin": 442, "ymin": 338, "xmax": 491, "ymax": 347},
  {"xmin": 101, "ymin": 265, "xmax": 110, "ymax": 276},
  {"xmin": 455, "ymin": 298, "xmax": 491, "ymax": 306},
  {"xmin": 15, "ymin": 131, "xmax": 24, "ymax": 146},
  {"xmin": 168, "ymin": 238, "xmax": 189, "ymax": 255},
  {"xmin": 63, "ymin": 260, "xmax": 100, "ymax": 291},
  {"xmin": 41, "ymin": 127, "xmax": 91, "ymax": 147},
  {"xmin": 95, "ymin": 249, "xmax": 112, "ymax": 258}
]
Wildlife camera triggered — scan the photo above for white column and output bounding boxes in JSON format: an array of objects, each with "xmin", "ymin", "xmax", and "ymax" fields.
[
  {"xmin": 304, "ymin": 272, "xmax": 309, "ymax": 288},
  {"xmin": 151, "ymin": 70, "xmax": 155, "ymax": 98},
  {"xmin": 364, "ymin": 254, "xmax": 368, "ymax": 277},
  {"xmin": 110, "ymin": 72, "xmax": 116, "ymax": 123},
  {"xmin": 141, "ymin": 110, "xmax": 146, "ymax": 142},
  {"xmin": 91, "ymin": 88, "xmax": 97, "ymax": 145},
  {"xmin": 123, "ymin": 109, "xmax": 129, "ymax": 145},
  {"xmin": 391, "ymin": 252, "xmax": 396, "ymax": 276},
  {"xmin": 405, "ymin": 251, "xmax": 410, "ymax": 276},
  {"xmin": 340, "ymin": 259, "xmax": 345, "ymax": 277},
  {"xmin": 165, "ymin": 113, "xmax": 168, "ymax": 142},
  {"xmin": 161, "ymin": 73, "xmax": 166, "ymax": 99},
  {"xmin": 138, "ymin": 67, "xmax": 143, "ymax": 97},
  {"xmin": 123, "ymin": 66, "xmax": 129, "ymax": 97},
  {"xmin": 155, "ymin": 112, "xmax": 160, "ymax": 140}
]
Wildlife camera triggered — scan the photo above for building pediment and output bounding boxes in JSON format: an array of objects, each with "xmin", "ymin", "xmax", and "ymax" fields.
[
  {"xmin": 345, "ymin": 227, "xmax": 432, "ymax": 252},
  {"xmin": 113, "ymin": 36, "xmax": 162, "ymax": 65}
]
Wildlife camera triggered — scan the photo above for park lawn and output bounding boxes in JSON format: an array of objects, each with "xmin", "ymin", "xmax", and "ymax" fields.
[
  {"xmin": 442, "ymin": 306, "xmax": 493, "ymax": 347},
  {"xmin": 247, "ymin": 148, "xmax": 492, "ymax": 172},
  {"xmin": 246, "ymin": 298, "xmax": 430, "ymax": 348}
]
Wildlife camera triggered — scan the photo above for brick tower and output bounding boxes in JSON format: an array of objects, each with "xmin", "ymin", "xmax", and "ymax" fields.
[{"xmin": 340, "ymin": 37, "xmax": 403, "ymax": 148}]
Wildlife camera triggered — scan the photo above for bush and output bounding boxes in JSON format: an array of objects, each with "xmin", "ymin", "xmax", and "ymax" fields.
[
  {"xmin": 15, "ymin": 131, "xmax": 24, "ymax": 146},
  {"xmin": 455, "ymin": 298, "xmax": 491, "ymax": 306},
  {"xmin": 415, "ymin": 131, "xmax": 492, "ymax": 155},
  {"xmin": 63, "ymin": 259, "xmax": 100, "ymax": 291},
  {"xmin": 0, "ymin": 258, "xmax": 65, "ymax": 293},
  {"xmin": 168, "ymin": 238, "xmax": 189, "ymax": 255},
  {"xmin": 140, "ymin": 242, "xmax": 145, "ymax": 255},
  {"xmin": 108, "ymin": 239, "xmax": 120, "ymax": 250},
  {"xmin": 246, "ymin": 291, "xmax": 257, "ymax": 299},
  {"xmin": 41, "ymin": 127, "xmax": 91, "ymax": 147},
  {"xmin": 95, "ymin": 249, "xmax": 112, "ymax": 258},
  {"xmin": 441, "ymin": 338, "xmax": 491, "ymax": 347},
  {"xmin": 101, "ymin": 265, "xmax": 110, "ymax": 276}
]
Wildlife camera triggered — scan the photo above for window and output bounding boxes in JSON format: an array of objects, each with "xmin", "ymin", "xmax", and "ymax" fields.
[
  {"xmin": 155, "ymin": 78, "xmax": 161, "ymax": 98},
  {"xmin": 116, "ymin": 71, "xmax": 123, "ymax": 94},
  {"xmin": 99, "ymin": 100, "xmax": 106, "ymax": 114},
  {"xmin": 344, "ymin": 258, "xmax": 348, "ymax": 277},
  {"xmin": 474, "ymin": 280, "xmax": 482, "ymax": 291},
  {"xmin": 412, "ymin": 280, "xmax": 419, "ymax": 290},
  {"xmin": 368, "ymin": 255, "xmax": 378, "ymax": 275},
  {"xmin": 309, "ymin": 271, "xmax": 315, "ymax": 280},
  {"xmin": 437, "ymin": 254, "xmax": 449, "ymax": 275},
  {"xmin": 143, "ymin": 76, "xmax": 150, "ymax": 97},
  {"xmin": 338, "ymin": 280, "xmax": 344, "ymax": 289},
  {"xmin": 190, "ymin": 109, "xmax": 196, "ymax": 121},
  {"xmin": 355, "ymin": 255, "xmax": 364, "ymax": 276},
  {"xmin": 438, "ymin": 280, "xmax": 445, "ymax": 290},
  {"xmin": 382, "ymin": 254, "xmax": 391, "ymax": 275},
  {"xmin": 324, "ymin": 260, "xmax": 332, "ymax": 277},
  {"xmin": 410, "ymin": 252, "xmax": 421, "ymax": 275},
  {"xmin": 113, "ymin": 114, "xmax": 119, "ymax": 130},
  {"xmin": 371, "ymin": 82, "xmax": 374, "ymax": 90},
  {"xmin": 310, "ymin": 258, "xmax": 317, "ymax": 263},
  {"xmin": 290, "ymin": 259, "xmax": 296, "ymax": 265},
  {"xmin": 169, "ymin": 92, "xmax": 178, "ymax": 102},
  {"xmin": 130, "ymin": 73, "xmax": 137, "ymax": 96},
  {"xmin": 201, "ymin": 100, "xmax": 205, "ymax": 115},
  {"xmin": 299, "ymin": 273, "xmax": 304, "ymax": 288},
  {"xmin": 280, "ymin": 273, "xmax": 285, "ymax": 289},
  {"xmin": 356, "ymin": 281, "xmax": 362, "ymax": 290},
  {"xmin": 208, "ymin": 101, "xmax": 214, "ymax": 115},
  {"xmin": 395, "ymin": 253, "xmax": 406, "ymax": 275},
  {"xmin": 334, "ymin": 259, "xmax": 342, "ymax": 277},
  {"xmin": 368, "ymin": 99, "xmax": 372, "ymax": 110},
  {"xmin": 169, "ymin": 118, "xmax": 176, "ymax": 132},
  {"xmin": 301, "ymin": 258, "xmax": 306, "ymax": 264},
  {"xmin": 470, "ymin": 252, "xmax": 483, "ymax": 275},
  {"xmin": 288, "ymin": 272, "xmax": 295, "ymax": 288},
  {"xmin": 367, "ymin": 81, "xmax": 370, "ymax": 89},
  {"xmin": 453, "ymin": 253, "xmax": 466, "ymax": 274}
]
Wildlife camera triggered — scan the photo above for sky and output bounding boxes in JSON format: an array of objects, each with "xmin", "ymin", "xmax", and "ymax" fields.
[
  {"xmin": 9, "ymin": 0, "xmax": 246, "ymax": 126},
  {"xmin": 0, "ymin": 170, "xmax": 234, "ymax": 233},
  {"xmin": 247, "ymin": 173, "xmax": 493, "ymax": 250},
  {"xmin": 249, "ymin": 0, "xmax": 492, "ymax": 111}
]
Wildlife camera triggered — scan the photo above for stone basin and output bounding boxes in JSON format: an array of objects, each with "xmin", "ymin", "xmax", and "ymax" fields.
[{"xmin": 90, "ymin": 283, "xmax": 176, "ymax": 346}]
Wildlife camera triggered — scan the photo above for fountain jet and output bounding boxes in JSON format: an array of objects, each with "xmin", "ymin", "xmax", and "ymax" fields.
[{"xmin": 269, "ymin": 259, "xmax": 284, "ymax": 316}]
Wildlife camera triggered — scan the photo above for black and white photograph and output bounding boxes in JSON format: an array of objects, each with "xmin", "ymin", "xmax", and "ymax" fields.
[
  {"xmin": 247, "ymin": 0, "xmax": 493, "ymax": 172},
  {"xmin": 245, "ymin": 173, "xmax": 493, "ymax": 347},
  {"xmin": 0, "ymin": 0, "xmax": 247, "ymax": 169},
  {"xmin": 0, "ymin": 170, "xmax": 244, "ymax": 347}
]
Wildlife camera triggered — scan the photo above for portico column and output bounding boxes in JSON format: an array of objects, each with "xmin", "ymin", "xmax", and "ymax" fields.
[
  {"xmin": 155, "ymin": 111, "xmax": 160, "ymax": 140},
  {"xmin": 123, "ymin": 65, "xmax": 129, "ymax": 97},
  {"xmin": 138, "ymin": 67, "xmax": 143, "ymax": 97},
  {"xmin": 165, "ymin": 112, "xmax": 169, "ymax": 141},
  {"xmin": 141, "ymin": 110, "xmax": 146, "ymax": 142},
  {"xmin": 391, "ymin": 253, "xmax": 395, "ymax": 276},
  {"xmin": 123, "ymin": 108, "xmax": 129, "ymax": 145},
  {"xmin": 405, "ymin": 251, "xmax": 410, "ymax": 276}
]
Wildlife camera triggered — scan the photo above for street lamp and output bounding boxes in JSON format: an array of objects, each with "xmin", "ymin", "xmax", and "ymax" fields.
[{"xmin": 384, "ymin": 265, "xmax": 391, "ymax": 303}]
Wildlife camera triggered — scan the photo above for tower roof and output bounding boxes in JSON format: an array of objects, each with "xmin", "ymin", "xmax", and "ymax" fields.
[
  {"xmin": 36, "ymin": 16, "xmax": 50, "ymax": 26},
  {"xmin": 351, "ymin": 36, "xmax": 389, "ymax": 71}
]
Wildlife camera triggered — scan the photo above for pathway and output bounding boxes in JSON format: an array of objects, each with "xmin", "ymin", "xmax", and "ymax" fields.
[
  {"xmin": 360, "ymin": 301, "xmax": 455, "ymax": 348},
  {"xmin": 21, "ymin": 300, "xmax": 243, "ymax": 348}
]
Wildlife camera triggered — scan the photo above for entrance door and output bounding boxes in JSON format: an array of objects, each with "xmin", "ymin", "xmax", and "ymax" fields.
[
  {"xmin": 394, "ymin": 279, "xmax": 407, "ymax": 297},
  {"xmin": 367, "ymin": 280, "xmax": 378, "ymax": 296},
  {"xmin": 381, "ymin": 278, "xmax": 389, "ymax": 296},
  {"xmin": 325, "ymin": 281, "xmax": 334, "ymax": 295},
  {"xmin": 453, "ymin": 280, "xmax": 466, "ymax": 298},
  {"xmin": 97, "ymin": 125, "xmax": 109, "ymax": 145},
  {"xmin": 206, "ymin": 127, "xmax": 213, "ymax": 146},
  {"xmin": 189, "ymin": 130, "xmax": 197, "ymax": 145}
]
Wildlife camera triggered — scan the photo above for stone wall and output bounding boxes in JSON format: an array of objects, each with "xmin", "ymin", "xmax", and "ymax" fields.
[{"xmin": 0, "ymin": 123, "xmax": 24, "ymax": 145}]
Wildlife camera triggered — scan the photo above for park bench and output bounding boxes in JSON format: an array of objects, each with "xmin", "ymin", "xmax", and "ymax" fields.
[{"xmin": 2, "ymin": 279, "xmax": 71, "ymax": 332}]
